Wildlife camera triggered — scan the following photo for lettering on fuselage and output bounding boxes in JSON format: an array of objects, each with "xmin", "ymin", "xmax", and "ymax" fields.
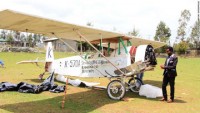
[
  {"xmin": 64, "ymin": 60, "xmax": 81, "ymax": 67},
  {"xmin": 82, "ymin": 60, "xmax": 109, "ymax": 65},
  {"xmin": 81, "ymin": 60, "xmax": 109, "ymax": 73},
  {"xmin": 59, "ymin": 59, "xmax": 109, "ymax": 74},
  {"xmin": 82, "ymin": 69, "xmax": 94, "ymax": 73}
]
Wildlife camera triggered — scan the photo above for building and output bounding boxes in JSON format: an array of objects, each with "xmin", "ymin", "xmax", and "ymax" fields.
[
  {"xmin": 0, "ymin": 38, "xmax": 8, "ymax": 46},
  {"xmin": 43, "ymin": 38, "xmax": 78, "ymax": 52}
]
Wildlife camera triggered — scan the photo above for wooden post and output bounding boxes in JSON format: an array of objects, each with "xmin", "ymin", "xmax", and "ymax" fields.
[{"xmin": 61, "ymin": 78, "xmax": 68, "ymax": 109}]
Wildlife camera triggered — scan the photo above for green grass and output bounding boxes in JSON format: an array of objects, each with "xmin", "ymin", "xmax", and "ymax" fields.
[{"xmin": 0, "ymin": 52, "xmax": 200, "ymax": 113}]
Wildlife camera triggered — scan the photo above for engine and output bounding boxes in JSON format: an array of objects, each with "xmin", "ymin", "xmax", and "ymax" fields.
[{"xmin": 130, "ymin": 45, "xmax": 157, "ymax": 66}]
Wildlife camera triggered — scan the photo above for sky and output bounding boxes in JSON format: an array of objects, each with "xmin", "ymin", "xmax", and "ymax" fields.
[{"xmin": 0, "ymin": 0, "xmax": 199, "ymax": 44}]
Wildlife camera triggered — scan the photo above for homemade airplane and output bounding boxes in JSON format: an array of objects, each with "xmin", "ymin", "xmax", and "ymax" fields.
[{"xmin": 0, "ymin": 9, "xmax": 165, "ymax": 100}]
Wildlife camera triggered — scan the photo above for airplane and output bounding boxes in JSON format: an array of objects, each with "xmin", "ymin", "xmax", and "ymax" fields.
[{"xmin": 0, "ymin": 9, "xmax": 165, "ymax": 100}]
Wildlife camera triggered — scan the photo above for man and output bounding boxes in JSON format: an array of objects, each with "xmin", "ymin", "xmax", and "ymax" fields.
[
  {"xmin": 160, "ymin": 46, "xmax": 178, "ymax": 103},
  {"xmin": 136, "ymin": 72, "xmax": 144, "ymax": 88}
]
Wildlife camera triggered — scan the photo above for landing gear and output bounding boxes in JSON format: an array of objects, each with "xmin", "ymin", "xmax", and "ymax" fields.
[
  {"xmin": 128, "ymin": 77, "xmax": 143, "ymax": 93},
  {"xmin": 107, "ymin": 80, "xmax": 126, "ymax": 100},
  {"xmin": 106, "ymin": 76, "xmax": 144, "ymax": 100}
]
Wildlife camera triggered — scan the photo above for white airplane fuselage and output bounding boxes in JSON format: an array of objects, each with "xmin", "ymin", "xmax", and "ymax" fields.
[
  {"xmin": 45, "ymin": 41, "xmax": 149, "ymax": 78},
  {"xmin": 49, "ymin": 54, "xmax": 131, "ymax": 77}
]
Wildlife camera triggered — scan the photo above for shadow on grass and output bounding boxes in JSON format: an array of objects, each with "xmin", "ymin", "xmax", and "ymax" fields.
[
  {"xmin": 28, "ymin": 78, "xmax": 163, "ymax": 86},
  {"xmin": 1, "ymin": 79, "xmax": 186, "ymax": 113},
  {"xmin": 143, "ymin": 80, "xmax": 163, "ymax": 87},
  {"xmin": 173, "ymin": 99, "xmax": 186, "ymax": 103},
  {"xmin": 27, "ymin": 79, "xmax": 44, "ymax": 83},
  {"xmin": 0, "ymin": 89, "xmax": 187, "ymax": 113},
  {"xmin": 0, "ymin": 88, "xmax": 149, "ymax": 113},
  {"xmin": 0, "ymin": 90, "xmax": 152, "ymax": 113},
  {"xmin": 126, "ymin": 91, "xmax": 186, "ymax": 103},
  {"xmin": 0, "ymin": 89, "xmax": 118, "ymax": 113}
]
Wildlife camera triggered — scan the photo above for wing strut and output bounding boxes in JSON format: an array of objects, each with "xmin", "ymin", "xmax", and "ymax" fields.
[
  {"xmin": 80, "ymin": 36, "xmax": 83, "ymax": 55},
  {"xmin": 74, "ymin": 30, "xmax": 126, "ymax": 76}
]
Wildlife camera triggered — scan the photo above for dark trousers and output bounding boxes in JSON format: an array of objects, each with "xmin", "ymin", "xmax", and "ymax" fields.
[{"xmin": 162, "ymin": 75, "xmax": 175, "ymax": 100}]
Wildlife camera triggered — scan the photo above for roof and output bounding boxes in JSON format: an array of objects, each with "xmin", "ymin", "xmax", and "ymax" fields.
[{"xmin": 0, "ymin": 38, "xmax": 7, "ymax": 42}]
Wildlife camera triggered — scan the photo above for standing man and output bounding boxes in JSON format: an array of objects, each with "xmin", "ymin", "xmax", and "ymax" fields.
[{"xmin": 160, "ymin": 46, "xmax": 178, "ymax": 103}]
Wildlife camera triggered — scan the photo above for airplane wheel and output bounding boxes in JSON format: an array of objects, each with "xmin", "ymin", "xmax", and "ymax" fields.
[
  {"xmin": 107, "ymin": 80, "xmax": 126, "ymax": 100},
  {"xmin": 128, "ymin": 77, "xmax": 144, "ymax": 93}
]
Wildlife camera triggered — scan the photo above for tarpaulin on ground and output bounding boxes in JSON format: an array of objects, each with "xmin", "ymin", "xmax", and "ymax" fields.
[
  {"xmin": 139, "ymin": 84, "xmax": 162, "ymax": 98},
  {"xmin": 0, "ymin": 72, "xmax": 65, "ymax": 93}
]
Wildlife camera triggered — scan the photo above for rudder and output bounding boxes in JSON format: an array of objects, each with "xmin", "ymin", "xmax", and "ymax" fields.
[{"xmin": 45, "ymin": 42, "xmax": 54, "ymax": 62}]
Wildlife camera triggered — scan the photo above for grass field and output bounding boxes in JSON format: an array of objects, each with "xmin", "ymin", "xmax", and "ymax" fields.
[{"xmin": 0, "ymin": 52, "xmax": 200, "ymax": 113}]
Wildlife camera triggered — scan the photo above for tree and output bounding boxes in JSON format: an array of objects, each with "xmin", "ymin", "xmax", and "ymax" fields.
[
  {"xmin": 6, "ymin": 31, "xmax": 14, "ymax": 45},
  {"xmin": 190, "ymin": 20, "xmax": 200, "ymax": 49},
  {"xmin": 20, "ymin": 33, "xmax": 27, "ymax": 47},
  {"xmin": 13, "ymin": 31, "xmax": 20, "ymax": 41},
  {"xmin": 174, "ymin": 41, "xmax": 189, "ymax": 54},
  {"xmin": 20, "ymin": 33, "xmax": 26, "ymax": 42},
  {"xmin": 128, "ymin": 27, "xmax": 139, "ymax": 36},
  {"xmin": 27, "ymin": 34, "xmax": 33, "ymax": 47},
  {"xmin": 177, "ymin": 9, "xmax": 191, "ymax": 41},
  {"xmin": 0, "ymin": 30, "xmax": 7, "ymax": 39},
  {"xmin": 154, "ymin": 21, "xmax": 171, "ymax": 43},
  {"xmin": 153, "ymin": 21, "xmax": 171, "ymax": 53},
  {"xmin": 32, "ymin": 34, "xmax": 40, "ymax": 45}
]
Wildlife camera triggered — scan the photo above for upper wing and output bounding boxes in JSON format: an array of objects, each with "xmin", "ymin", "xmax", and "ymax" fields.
[
  {"xmin": 129, "ymin": 36, "xmax": 166, "ymax": 49},
  {"xmin": 0, "ymin": 9, "xmax": 121, "ymax": 41},
  {"xmin": 0, "ymin": 9, "xmax": 165, "ymax": 48}
]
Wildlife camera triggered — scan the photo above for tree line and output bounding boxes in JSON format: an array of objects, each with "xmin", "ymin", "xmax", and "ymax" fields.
[
  {"xmin": 0, "ymin": 30, "xmax": 45, "ymax": 47},
  {"xmin": 128, "ymin": 9, "xmax": 200, "ymax": 54}
]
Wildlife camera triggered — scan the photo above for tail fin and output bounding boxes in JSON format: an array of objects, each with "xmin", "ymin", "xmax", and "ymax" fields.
[{"xmin": 45, "ymin": 42, "xmax": 54, "ymax": 62}]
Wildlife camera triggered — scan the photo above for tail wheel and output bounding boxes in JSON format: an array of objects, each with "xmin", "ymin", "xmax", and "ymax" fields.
[
  {"xmin": 107, "ymin": 80, "xmax": 126, "ymax": 100},
  {"xmin": 128, "ymin": 77, "xmax": 144, "ymax": 93}
]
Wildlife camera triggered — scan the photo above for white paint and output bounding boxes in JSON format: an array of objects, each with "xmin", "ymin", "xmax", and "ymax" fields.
[{"xmin": 135, "ymin": 45, "xmax": 147, "ymax": 62}]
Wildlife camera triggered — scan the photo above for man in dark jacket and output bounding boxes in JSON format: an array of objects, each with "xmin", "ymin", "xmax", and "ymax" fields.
[{"xmin": 160, "ymin": 46, "xmax": 178, "ymax": 103}]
